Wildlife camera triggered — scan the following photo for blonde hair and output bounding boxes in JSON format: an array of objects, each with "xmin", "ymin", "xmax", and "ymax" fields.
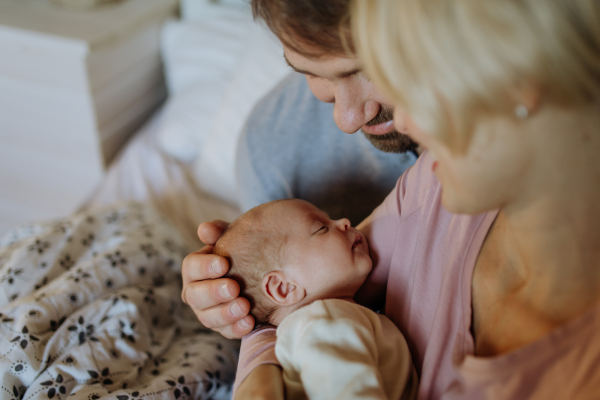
[{"xmin": 352, "ymin": 0, "xmax": 600, "ymax": 151}]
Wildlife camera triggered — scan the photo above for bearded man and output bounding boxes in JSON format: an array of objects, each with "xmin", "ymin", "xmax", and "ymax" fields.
[
  {"xmin": 182, "ymin": 1, "xmax": 419, "ymax": 398},
  {"xmin": 235, "ymin": 0, "xmax": 419, "ymax": 226}
]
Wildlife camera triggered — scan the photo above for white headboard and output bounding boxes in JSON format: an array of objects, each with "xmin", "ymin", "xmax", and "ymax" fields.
[
  {"xmin": 157, "ymin": 0, "xmax": 290, "ymax": 205},
  {"xmin": 180, "ymin": 0, "xmax": 250, "ymax": 21}
]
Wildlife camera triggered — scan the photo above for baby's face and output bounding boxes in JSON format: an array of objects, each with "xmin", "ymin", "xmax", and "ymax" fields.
[{"xmin": 271, "ymin": 200, "xmax": 372, "ymax": 301}]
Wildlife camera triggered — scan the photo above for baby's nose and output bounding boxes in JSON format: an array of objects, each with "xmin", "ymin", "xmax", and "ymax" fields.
[{"xmin": 335, "ymin": 218, "xmax": 351, "ymax": 231}]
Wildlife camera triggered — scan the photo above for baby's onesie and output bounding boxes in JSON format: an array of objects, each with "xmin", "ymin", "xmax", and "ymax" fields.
[{"xmin": 275, "ymin": 299, "xmax": 418, "ymax": 400}]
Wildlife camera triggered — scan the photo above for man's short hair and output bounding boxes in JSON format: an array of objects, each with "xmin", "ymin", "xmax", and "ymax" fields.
[{"xmin": 252, "ymin": 0, "xmax": 354, "ymax": 57}]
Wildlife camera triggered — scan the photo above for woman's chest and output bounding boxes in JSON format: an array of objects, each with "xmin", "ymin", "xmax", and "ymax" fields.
[{"xmin": 470, "ymin": 226, "xmax": 558, "ymax": 357}]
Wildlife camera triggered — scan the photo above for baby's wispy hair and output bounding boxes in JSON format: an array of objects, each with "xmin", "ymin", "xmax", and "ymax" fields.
[{"xmin": 213, "ymin": 201, "xmax": 290, "ymax": 324}]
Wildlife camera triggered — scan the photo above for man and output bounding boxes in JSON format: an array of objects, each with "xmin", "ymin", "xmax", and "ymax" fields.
[
  {"xmin": 181, "ymin": 0, "xmax": 417, "ymax": 396},
  {"xmin": 236, "ymin": 1, "xmax": 419, "ymax": 225},
  {"xmin": 236, "ymin": 72, "xmax": 417, "ymax": 227}
]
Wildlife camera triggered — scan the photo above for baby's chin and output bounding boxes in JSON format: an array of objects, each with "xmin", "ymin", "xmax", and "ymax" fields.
[{"xmin": 359, "ymin": 260, "xmax": 374, "ymax": 282}]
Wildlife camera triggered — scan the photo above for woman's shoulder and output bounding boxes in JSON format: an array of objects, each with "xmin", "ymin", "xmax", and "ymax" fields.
[
  {"xmin": 370, "ymin": 150, "xmax": 439, "ymax": 223},
  {"xmin": 397, "ymin": 150, "xmax": 440, "ymax": 217},
  {"xmin": 366, "ymin": 151, "xmax": 441, "ymax": 251}
]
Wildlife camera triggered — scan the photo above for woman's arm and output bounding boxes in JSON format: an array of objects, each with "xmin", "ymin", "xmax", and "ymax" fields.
[
  {"xmin": 232, "ymin": 326, "xmax": 281, "ymax": 397},
  {"xmin": 234, "ymin": 365, "xmax": 284, "ymax": 400}
]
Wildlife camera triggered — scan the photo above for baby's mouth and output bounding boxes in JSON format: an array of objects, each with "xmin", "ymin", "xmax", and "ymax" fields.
[{"xmin": 352, "ymin": 233, "xmax": 363, "ymax": 250}]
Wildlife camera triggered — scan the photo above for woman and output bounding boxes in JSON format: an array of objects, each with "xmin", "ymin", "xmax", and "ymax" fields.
[
  {"xmin": 185, "ymin": 0, "xmax": 600, "ymax": 397},
  {"xmin": 351, "ymin": 0, "xmax": 600, "ymax": 397}
]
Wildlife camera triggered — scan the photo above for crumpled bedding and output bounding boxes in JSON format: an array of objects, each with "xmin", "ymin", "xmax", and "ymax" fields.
[{"xmin": 0, "ymin": 201, "xmax": 239, "ymax": 400}]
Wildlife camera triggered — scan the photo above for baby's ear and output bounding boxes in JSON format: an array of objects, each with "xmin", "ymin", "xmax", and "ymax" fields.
[{"xmin": 262, "ymin": 271, "xmax": 305, "ymax": 307}]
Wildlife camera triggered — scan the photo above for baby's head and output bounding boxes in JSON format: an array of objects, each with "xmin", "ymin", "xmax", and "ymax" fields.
[{"xmin": 214, "ymin": 199, "xmax": 372, "ymax": 326}]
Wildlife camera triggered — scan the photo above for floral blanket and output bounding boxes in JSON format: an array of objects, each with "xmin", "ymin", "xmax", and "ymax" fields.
[{"xmin": 0, "ymin": 202, "xmax": 239, "ymax": 400}]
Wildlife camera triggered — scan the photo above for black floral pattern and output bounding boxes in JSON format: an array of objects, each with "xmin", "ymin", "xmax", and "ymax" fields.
[
  {"xmin": 106, "ymin": 212, "xmax": 120, "ymax": 223},
  {"xmin": 10, "ymin": 361, "xmax": 26, "ymax": 375},
  {"xmin": 166, "ymin": 376, "xmax": 192, "ymax": 399},
  {"xmin": 110, "ymin": 293, "xmax": 129, "ymax": 305},
  {"xmin": 34, "ymin": 276, "xmax": 48, "ymax": 290},
  {"xmin": 140, "ymin": 244, "xmax": 158, "ymax": 258},
  {"xmin": 81, "ymin": 233, "xmax": 95, "ymax": 247},
  {"xmin": 49, "ymin": 316, "xmax": 66, "ymax": 332},
  {"xmin": 0, "ymin": 312, "xmax": 14, "ymax": 323},
  {"xmin": 10, "ymin": 326, "xmax": 39, "ymax": 350},
  {"xmin": 141, "ymin": 224, "xmax": 154, "ymax": 238},
  {"xmin": 162, "ymin": 239, "xmax": 179, "ymax": 254},
  {"xmin": 53, "ymin": 222, "xmax": 71, "ymax": 234},
  {"xmin": 141, "ymin": 288, "xmax": 156, "ymax": 305},
  {"xmin": 67, "ymin": 268, "xmax": 91, "ymax": 283},
  {"xmin": 116, "ymin": 390, "xmax": 143, "ymax": 400},
  {"xmin": 8, "ymin": 384, "xmax": 25, "ymax": 400},
  {"xmin": 67, "ymin": 292, "xmax": 79, "ymax": 305},
  {"xmin": 59, "ymin": 254, "xmax": 75, "ymax": 270},
  {"xmin": 152, "ymin": 273, "xmax": 165, "ymax": 287},
  {"xmin": 0, "ymin": 202, "xmax": 236, "ymax": 399},
  {"xmin": 28, "ymin": 239, "xmax": 50, "ymax": 254},
  {"xmin": 119, "ymin": 320, "xmax": 137, "ymax": 344},
  {"xmin": 62, "ymin": 355, "xmax": 76, "ymax": 365},
  {"xmin": 67, "ymin": 316, "xmax": 98, "ymax": 345},
  {"xmin": 105, "ymin": 251, "xmax": 127, "ymax": 267},
  {"xmin": 1, "ymin": 268, "xmax": 23, "ymax": 285},
  {"xmin": 87, "ymin": 367, "xmax": 114, "ymax": 386},
  {"xmin": 150, "ymin": 355, "xmax": 169, "ymax": 376},
  {"xmin": 40, "ymin": 373, "xmax": 67, "ymax": 399}
]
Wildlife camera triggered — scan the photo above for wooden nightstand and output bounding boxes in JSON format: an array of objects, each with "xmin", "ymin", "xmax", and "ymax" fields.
[{"xmin": 0, "ymin": 0, "xmax": 177, "ymax": 233}]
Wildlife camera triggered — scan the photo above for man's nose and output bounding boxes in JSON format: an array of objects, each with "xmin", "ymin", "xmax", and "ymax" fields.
[{"xmin": 332, "ymin": 88, "xmax": 379, "ymax": 134}]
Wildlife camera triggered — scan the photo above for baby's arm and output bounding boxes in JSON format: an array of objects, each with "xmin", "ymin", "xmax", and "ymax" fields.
[{"xmin": 277, "ymin": 300, "xmax": 417, "ymax": 400}]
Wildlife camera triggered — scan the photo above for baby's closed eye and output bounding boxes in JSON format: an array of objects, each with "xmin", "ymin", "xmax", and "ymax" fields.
[{"xmin": 315, "ymin": 226, "xmax": 328, "ymax": 234}]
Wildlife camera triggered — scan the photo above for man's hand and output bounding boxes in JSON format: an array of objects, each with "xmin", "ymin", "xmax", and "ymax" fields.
[
  {"xmin": 234, "ymin": 365, "xmax": 284, "ymax": 400},
  {"xmin": 181, "ymin": 220, "xmax": 255, "ymax": 339}
]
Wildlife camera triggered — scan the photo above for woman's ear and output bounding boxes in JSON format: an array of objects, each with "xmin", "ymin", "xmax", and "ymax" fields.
[
  {"xmin": 510, "ymin": 82, "xmax": 543, "ymax": 117},
  {"xmin": 262, "ymin": 271, "xmax": 305, "ymax": 307}
]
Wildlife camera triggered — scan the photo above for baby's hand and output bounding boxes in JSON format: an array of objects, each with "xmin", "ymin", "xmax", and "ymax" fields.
[{"xmin": 181, "ymin": 220, "xmax": 255, "ymax": 339}]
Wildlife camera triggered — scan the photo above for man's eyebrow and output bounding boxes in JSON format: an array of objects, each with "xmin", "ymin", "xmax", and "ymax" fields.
[
  {"xmin": 283, "ymin": 54, "xmax": 315, "ymax": 76},
  {"xmin": 283, "ymin": 54, "xmax": 361, "ymax": 79}
]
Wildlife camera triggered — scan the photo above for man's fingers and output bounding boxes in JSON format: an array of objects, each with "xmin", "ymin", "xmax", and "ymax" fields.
[
  {"xmin": 181, "ymin": 252, "xmax": 229, "ymax": 286},
  {"xmin": 197, "ymin": 220, "xmax": 230, "ymax": 245},
  {"xmin": 182, "ymin": 278, "xmax": 240, "ymax": 310},
  {"xmin": 211, "ymin": 219, "xmax": 230, "ymax": 230},
  {"xmin": 193, "ymin": 297, "xmax": 251, "ymax": 330},
  {"xmin": 216, "ymin": 315, "xmax": 256, "ymax": 340}
]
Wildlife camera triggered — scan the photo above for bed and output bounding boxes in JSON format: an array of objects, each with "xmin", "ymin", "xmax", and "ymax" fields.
[{"xmin": 0, "ymin": 1, "xmax": 291, "ymax": 398}]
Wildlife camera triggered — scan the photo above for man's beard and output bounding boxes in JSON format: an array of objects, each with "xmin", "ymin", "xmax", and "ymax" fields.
[{"xmin": 361, "ymin": 106, "xmax": 418, "ymax": 153}]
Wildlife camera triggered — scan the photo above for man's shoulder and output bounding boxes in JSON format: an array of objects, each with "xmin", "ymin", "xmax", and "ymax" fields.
[{"xmin": 243, "ymin": 72, "xmax": 339, "ymax": 146}]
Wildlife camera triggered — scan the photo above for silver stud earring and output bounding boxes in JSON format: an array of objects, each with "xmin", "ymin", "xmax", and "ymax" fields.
[{"xmin": 515, "ymin": 104, "xmax": 529, "ymax": 119}]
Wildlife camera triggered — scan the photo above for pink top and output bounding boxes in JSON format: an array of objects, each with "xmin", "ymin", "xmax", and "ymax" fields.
[{"xmin": 234, "ymin": 152, "xmax": 600, "ymax": 399}]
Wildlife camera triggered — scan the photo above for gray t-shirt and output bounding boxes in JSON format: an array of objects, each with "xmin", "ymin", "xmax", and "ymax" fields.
[{"xmin": 235, "ymin": 72, "xmax": 417, "ymax": 225}]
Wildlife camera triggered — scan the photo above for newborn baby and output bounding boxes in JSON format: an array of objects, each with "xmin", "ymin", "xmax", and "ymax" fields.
[{"xmin": 214, "ymin": 199, "xmax": 418, "ymax": 400}]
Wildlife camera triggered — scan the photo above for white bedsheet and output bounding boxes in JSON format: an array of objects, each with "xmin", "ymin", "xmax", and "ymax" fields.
[
  {"xmin": 0, "ymin": 201, "xmax": 239, "ymax": 400},
  {"xmin": 82, "ymin": 107, "xmax": 242, "ymax": 250}
]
